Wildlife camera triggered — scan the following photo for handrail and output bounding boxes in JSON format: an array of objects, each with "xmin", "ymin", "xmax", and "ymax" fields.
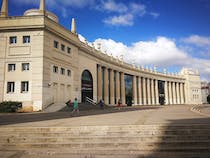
[{"xmin": 85, "ymin": 97, "xmax": 97, "ymax": 105}]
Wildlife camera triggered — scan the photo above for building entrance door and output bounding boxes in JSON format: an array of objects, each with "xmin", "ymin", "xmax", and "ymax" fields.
[{"xmin": 81, "ymin": 70, "xmax": 93, "ymax": 102}]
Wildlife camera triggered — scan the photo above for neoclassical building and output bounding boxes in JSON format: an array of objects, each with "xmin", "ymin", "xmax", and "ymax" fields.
[{"xmin": 0, "ymin": 0, "xmax": 202, "ymax": 111}]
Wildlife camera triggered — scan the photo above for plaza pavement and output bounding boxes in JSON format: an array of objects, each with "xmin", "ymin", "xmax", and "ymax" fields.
[{"xmin": 0, "ymin": 104, "xmax": 210, "ymax": 127}]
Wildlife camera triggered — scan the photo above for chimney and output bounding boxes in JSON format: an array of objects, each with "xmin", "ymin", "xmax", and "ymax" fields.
[
  {"xmin": 39, "ymin": 0, "xmax": 45, "ymax": 15},
  {"xmin": 1, "ymin": 0, "xmax": 8, "ymax": 17},
  {"xmin": 71, "ymin": 18, "xmax": 77, "ymax": 34}
]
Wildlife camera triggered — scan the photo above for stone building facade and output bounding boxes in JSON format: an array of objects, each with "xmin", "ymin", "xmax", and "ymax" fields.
[{"xmin": 0, "ymin": 0, "xmax": 202, "ymax": 111}]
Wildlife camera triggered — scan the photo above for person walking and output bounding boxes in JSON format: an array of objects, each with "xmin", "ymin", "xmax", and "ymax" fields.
[
  {"xmin": 72, "ymin": 98, "xmax": 79, "ymax": 116},
  {"xmin": 99, "ymin": 99, "xmax": 104, "ymax": 109}
]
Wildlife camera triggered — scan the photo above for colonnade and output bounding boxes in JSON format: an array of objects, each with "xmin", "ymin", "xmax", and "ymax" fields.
[{"xmin": 97, "ymin": 65, "xmax": 185, "ymax": 105}]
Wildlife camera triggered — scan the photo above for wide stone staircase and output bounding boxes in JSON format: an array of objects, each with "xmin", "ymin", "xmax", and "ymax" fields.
[{"xmin": 0, "ymin": 124, "xmax": 210, "ymax": 158}]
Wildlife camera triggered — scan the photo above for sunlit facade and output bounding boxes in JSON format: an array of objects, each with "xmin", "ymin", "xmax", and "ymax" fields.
[{"xmin": 0, "ymin": 0, "xmax": 202, "ymax": 111}]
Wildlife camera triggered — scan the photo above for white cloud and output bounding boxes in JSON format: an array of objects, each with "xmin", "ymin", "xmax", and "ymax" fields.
[
  {"xmin": 101, "ymin": 1, "xmax": 148, "ymax": 26},
  {"xmin": 91, "ymin": 36, "xmax": 210, "ymax": 80},
  {"xmin": 182, "ymin": 35, "xmax": 210, "ymax": 47},
  {"xmin": 103, "ymin": 14, "xmax": 134, "ymax": 26},
  {"xmin": 100, "ymin": 0, "xmax": 128, "ymax": 13},
  {"xmin": 149, "ymin": 12, "xmax": 160, "ymax": 18}
]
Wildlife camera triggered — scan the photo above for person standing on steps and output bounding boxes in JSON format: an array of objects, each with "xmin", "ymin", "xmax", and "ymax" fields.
[{"xmin": 72, "ymin": 98, "xmax": 79, "ymax": 116}]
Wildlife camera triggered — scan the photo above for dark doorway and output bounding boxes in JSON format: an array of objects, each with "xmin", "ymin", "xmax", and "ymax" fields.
[
  {"xmin": 158, "ymin": 80, "xmax": 165, "ymax": 105},
  {"xmin": 81, "ymin": 70, "xmax": 93, "ymax": 102}
]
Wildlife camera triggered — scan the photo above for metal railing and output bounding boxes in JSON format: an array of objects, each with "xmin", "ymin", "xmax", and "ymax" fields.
[{"xmin": 85, "ymin": 97, "xmax": 97, "ymax": 106}]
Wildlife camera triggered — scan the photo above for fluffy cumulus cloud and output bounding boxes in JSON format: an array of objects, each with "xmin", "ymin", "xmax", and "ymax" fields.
[{"xmin": 89, "ymin": 36, "xmax": 210, "ymax": 80}]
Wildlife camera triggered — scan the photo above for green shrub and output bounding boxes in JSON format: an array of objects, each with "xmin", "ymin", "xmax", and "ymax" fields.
[
  {"xmin": 0, "ymin": 101, "xmax": 22, "ymax": 113},
  {"xmin": 207, "ymin": 95, "xmax": 210, "ymax": 104}
]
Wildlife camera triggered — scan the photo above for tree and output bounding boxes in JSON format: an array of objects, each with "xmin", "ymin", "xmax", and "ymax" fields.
[{"xmin": 207, "ymin": 95, "xmax": 210, "ymax": 104}]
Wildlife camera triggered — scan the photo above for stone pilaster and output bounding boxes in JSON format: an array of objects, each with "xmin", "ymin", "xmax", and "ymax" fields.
[
  {"xmin": 142, "ymin": 77, "xmax": 147, "ymax": 105},
  {"xmin": 147, "ymin": 78, "xmax": 151, "ymax": 105},
  {"xmin": 180, "ymin": 83, "xmax": 184, "ymax": 104},
  {"xmin": 151, "ymin": 79, "xmax": 155, "ymax": 105},
  {"xmin": 176, "ymin": 83, "xmax": 180, "ymax": 104},
  {"xmin": 104, "ymin": 67, "xmax": 109, "ymax": 104},
  {"xmin": 132, "ymin": 76, "xmax": 137, "ymax": 105},
  {"xmin": 164, "ymin": 81, "xmax": 169, "ymax": 105},
  {"xmin": 120, "ymin": 72, "xmax": 125, "ymax": 105},
  {"xmin": 168, "ymin": 82, "xmax": 172, "ymax": 104},
  {"xmin": 138, "ymin": 77, "xmax": 142, "ymax": 105},
  {"xmin": 115, "ymin": 71, "xmax": 120, "ymax": 103},
  {"xmin": 155, "ymin": 79, "xmax": 159, "ymax": 105},
  {"xmin": 97, "ymin": 65, "xmax": 102, "ymax": 102},
  {"xmin": 110, "ymin": 69, "xmax": 115, "ymax": 105},
  {"xmin": 172, "ymin": 82, "xmax": 176, "ymax": 104}
]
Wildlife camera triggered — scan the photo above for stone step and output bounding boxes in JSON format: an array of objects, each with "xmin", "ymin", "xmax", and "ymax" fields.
[
  {"xmin": 1, "ymin": 124, "xmax": 210, "ymax": 132},
  {"xmin": 12, "ymin": 150, "xmax": 210, "ymax": 158},
  {"xmin": 1, "ymin": 131, "xmax": 210, "ymax": 138},
  {"xmin": 1, "ymin": 141, "xmax": 210, "ymax": 150},
  {"xmin": 1, "ymin": 136, "xmax": 210, "ymax": 144}
]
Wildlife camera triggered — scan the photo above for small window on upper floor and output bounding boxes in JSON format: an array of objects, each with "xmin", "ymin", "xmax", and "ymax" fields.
[
  {"xmin": 67, "ymin": 70, "xmax": 71, "ymax": 76},
  {"xmin": 7, "ymin": 82, "xmax": 15, "ymax": 93},
  {"xmin": 9, "ymin": 36, "xmax": 17, "ymax": 44},
  {"xmin": 53, "ymin": 66, "xmax": 58, "ymax": 73},
  {"xmin": 8, "ymin": 64, "xmax": 16, "ymax": 72},
  {"xmin": 23, "ymin": 36, "xmax": 30, "ymax": 43},
  {"xmin": 67, "ymin": 47, "xmax": 71, "ymax": 54},
  {"xmin": 61, "ymin": 44, "xmax": 65, "ymax": 51},
  {"xmin": 54, "ymin": 41, "xmax": 59, "ymax": 49},
  {"xmin": 22, "ymin": 63, "xmax": 30, "ymax": 71},
  {"xmin": 61, "ymin": 68, "xmax": 65, "ymax": 75},
  {"xmin": 21, "ymin": 81, "xmax": 29, "ymax": 93}
]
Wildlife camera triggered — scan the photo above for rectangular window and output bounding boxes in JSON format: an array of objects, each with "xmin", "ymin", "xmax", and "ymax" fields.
[
  {"xmin": 7, "ymin": 82, "xmax": 15, "ymax": 93},
  {"xmin": 9, "ymin": 36, "xmax": 17, "ymax": 44},
  {"xmin": 54, "ymin": 41, "xmax": 59, "ymax": 48},
  {"xmin": 23, "ymin": 36, "xmax": 30, "ymax": 43},
  {"xmin": 22, "ymin": 63, "xmax": 30, "ymax": 71},
  {"xmin": 67, "ymin": 47, "xmax": 71, "ymax": 54},
  {"xmin": 21, "ymin": 81, "xmax": 29, "ymax": 93},
  {"xmin": 61, "ymin": 44, "xmax": 65, "ymax": 51},
  {"xmin": 53, "ymin": 66, "xmax": 58, "ymax": 73},
  {"xmin": 61, "ymin": 68, "xmax": 65, "ymax": 75},
  {"xmin": 67, "ymin": 70, "xmax": 71, "ymax": 76},
  {"xmin": 8, "ymin": 64, "xmax": 16, "ymax": 72}
]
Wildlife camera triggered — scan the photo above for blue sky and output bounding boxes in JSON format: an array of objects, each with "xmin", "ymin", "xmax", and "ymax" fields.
[{"xmin": 4, "ymin": 0, "xmax": 210, "ymax": 81}]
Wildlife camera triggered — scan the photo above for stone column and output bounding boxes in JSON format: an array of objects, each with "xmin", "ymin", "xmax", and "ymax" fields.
[
  {"xmin": 164, "ymin": 81, "xmax": 169, "ymax": 105},
  {"xmin": 176, "ymin": 83, "xmax": 180, "ymax": 104},
  {"xmin": 97, "ymin": 65, "xmax": 102, "ymax": 102},
  {"xmin": 155, "ymin": 79, "xmax": 159, "ymax": 105},
  {"xmin": 147, "ymin": 78, "xmax": 151, "ymax": 105},
  {"xmin": 180, "ymin": 83, "xmax": 184, "ymax": 104},
  {"xmin": 0, "ymin": 0, "xmax": 8, "ymax": 17},
  {"xmin": 110, "ymin": 69, "xmax": 115, "ymax": 105},
  {"xmin": 151, "ymin": 79, "xmax": 155, "ymax": 105},
  {"xmin": 132, "ymin": 76, "xmax": 137, "ymax": 105},
  {"xmin": 172, "ymin": 82, "xmax": 176, "ymax": 104},
  {"xmin": 142, "ymin": 77, "xmax": 147, "ymax": 105},
  {"xmin": 138, "ymin": 77, "xmax": 142, "ymax": 105},
  {"xmin": 104, "ymin": 67, "xmax": 109, "ymax": 104},
  {"xmin": 116, "ymin": 71, "xmax": 120, "ymax": 103},
  {"xmin": 168, "ymin": 82, "xmax": 172, "ymax": 104},
  {"xmin": 120, "ymin": 72, "xmax": 125, "ymax": 105}
]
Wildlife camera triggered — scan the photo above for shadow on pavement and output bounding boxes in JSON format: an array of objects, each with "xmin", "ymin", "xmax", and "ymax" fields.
[{"xmin": 0, "ymin": 105, "xmax": 160, "ymax": 126}]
